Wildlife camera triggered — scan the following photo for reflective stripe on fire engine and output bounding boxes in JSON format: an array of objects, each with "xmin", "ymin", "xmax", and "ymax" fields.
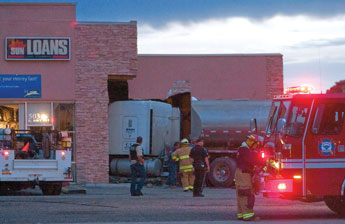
[
  {"xmin": 281, "ymin": 159, "xmax": 345, "ymax": 169},
  {"xmin": 306, "ymin": 159, "xmax": 345, "ymax": 162},
  {"xmin": 281, "ymin": 159, "xmax": 303, "ymax": 169},
  {"xmin": 306, "ymin": 162, "xmax": 345, "ymax": 169},
  {"xmin": 281, "ymin": 162, "xmax": 303, "ymax": 169}
]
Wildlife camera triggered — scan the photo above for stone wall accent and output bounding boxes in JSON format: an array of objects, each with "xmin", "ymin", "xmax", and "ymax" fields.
[
  {"xmin": 265, "ymin": 55, "xmax": 284, "ymax": 99},
  {"xmin": 74, "ymin": 22, "xmax": 137, "ymax": 183}
]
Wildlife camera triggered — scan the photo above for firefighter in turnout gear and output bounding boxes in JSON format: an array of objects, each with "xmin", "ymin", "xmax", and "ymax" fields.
[
  {"xmin": 172, "ymin": 138, "xmax": 195, "ymax": 192},
  {"xmin": 235, "ymin": 134, "xmax": 262, "ymax": 221}
]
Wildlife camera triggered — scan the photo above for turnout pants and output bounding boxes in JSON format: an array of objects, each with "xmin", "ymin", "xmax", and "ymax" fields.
[
  {"xmin": 180, "ymin": 170, "xmax": 195, "ymax": 191},
  {"xmin": 235, "ymin": 168, "xmax": 255, "ymax": 220}
]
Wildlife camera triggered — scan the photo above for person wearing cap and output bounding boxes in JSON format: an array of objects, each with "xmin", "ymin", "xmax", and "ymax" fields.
[
  {"xmin": 189, "ymin": 137, "xmax": 209, "ymax": 197},
  {"xmin": 172, "ymin": 138, "xmax": 195, "ymax": 192},
  {"xmin": 235, "ymin": 134, "xmax": 262, "ymax": 221}
]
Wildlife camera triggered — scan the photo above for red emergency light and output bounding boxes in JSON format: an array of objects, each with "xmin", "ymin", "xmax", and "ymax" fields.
[
  {"xmin": 259, "ymin": 150, "xmax": 269, "ymax": 160},
  {"xmin": 3, "ymin": 150, "xmax": 9, "ymax": 159},
  {"xmin": 60, "ymin": 151, "xmax": 66, "ymax": 160},
  {"xmin": 277, "ymin": 183, "xmax": 287, "ymax": 190}
]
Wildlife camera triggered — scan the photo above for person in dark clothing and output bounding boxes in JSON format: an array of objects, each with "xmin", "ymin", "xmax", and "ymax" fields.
[
  {"xmin": 235, "ymin": 134, "xmax": 262, "ymax": 221},
  {"xmin": 166, "ymin": 141, "xmax": 180, "ymax": 187},
  {"xmin": 129, "ymin": 136, "xmax": 146, "ymax": 196},
  {"xmin": 189, "ymin": 137, "xmax": 210, "ymax": 197}
]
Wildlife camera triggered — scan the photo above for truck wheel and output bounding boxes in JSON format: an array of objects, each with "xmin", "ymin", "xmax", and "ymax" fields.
[
  {"xmin": 41, "ymin": 182, "xmax": 62, "ymax": 195},
  {"xmin": 208, "ymin": 157, "xmax": 236, "ymax": 188},
  {"xmin": 324, "ymin": 196, "xmax": 345, "ymax": 215}
]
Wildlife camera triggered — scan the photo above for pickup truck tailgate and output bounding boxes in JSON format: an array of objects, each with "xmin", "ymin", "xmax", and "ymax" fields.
[{"xmin": 13, "ymin": 160, "xmax": 58, "ymax": 169}]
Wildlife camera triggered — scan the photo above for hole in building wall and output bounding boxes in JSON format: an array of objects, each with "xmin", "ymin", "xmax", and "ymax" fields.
[{"xmin": 108, "ymin": 80, "xmax": 129, "ymax": 104}]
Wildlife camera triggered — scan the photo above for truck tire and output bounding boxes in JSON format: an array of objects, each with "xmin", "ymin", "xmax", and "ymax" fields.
[
  {"xmin": 208, "ymin": 157, "xmax": 236, "ymax": 188},
  {"xmin": 41, "ymin": 182, "xmax": 62, "ymax": 195},
  {"xmin": 324, "ymin": 196, "xmax": 345, "ymax": 216}
]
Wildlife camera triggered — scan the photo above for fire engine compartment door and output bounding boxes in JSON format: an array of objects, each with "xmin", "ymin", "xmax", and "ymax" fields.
[{"xmin": 304, "ymin": 98, "xmax": 345, "ymax": 196}]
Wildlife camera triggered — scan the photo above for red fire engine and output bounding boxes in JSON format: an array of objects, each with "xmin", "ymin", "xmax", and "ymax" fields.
[{"xmin": 256, "ymin": 88, "xmax": 345, "ymax": 215}]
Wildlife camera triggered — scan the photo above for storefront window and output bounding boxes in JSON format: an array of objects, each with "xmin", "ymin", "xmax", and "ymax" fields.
[
  {"xmin": 54, "ymin": 103, "xmax": 75, "ymax": 162},
  {"xmin": 0, "ymin": 105, "xmax": 19, "ymax": 129},
  {"xmin": 27, "ymin": 103, "xmax": 51, "ymax": 126},
  {"xmin": 53, "ymin": 103, "xmax": 74, "ymax": 131}
]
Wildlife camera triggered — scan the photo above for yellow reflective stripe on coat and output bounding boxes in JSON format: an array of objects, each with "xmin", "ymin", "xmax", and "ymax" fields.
[
  {"xmin": 172, "ymin": 156, "xmax": 179, "ymax": 161},
  {"xmin": 237, "ymin": 213, "xmax": 243, "ymax": 218},
  {"xmin": 180, "ymin": 164, "xmax": 193, "ymax": 170},
  {"xmin": 179, "ymin": 155, "xmax": 189, "ymax": 160},
  {"xmin": 243, "ymin": 213, "xmax": 254, "ymax": 219}
]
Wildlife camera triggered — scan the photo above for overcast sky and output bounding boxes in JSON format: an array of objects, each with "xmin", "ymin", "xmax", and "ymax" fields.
[{"xmin": 4, "ymin": 0, "xmax": 345, "ymax": 93}]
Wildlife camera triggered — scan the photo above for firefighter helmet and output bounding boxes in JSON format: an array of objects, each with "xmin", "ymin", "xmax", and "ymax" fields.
[
  {"xmin": 180, "ymin": 138, "xmax": 189, "ymax": 144},
  {"xmin": 247, "ymin": 134, "xmax": 260, "ymax": 143}
]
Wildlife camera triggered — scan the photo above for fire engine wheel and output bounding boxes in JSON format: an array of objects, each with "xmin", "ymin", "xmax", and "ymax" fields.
[
  {"xmin": 208, "ymin": 157, "xmax": 236, "ymax": 188},
  {"xmin": 41, "ymin": 182, "xmax": 62, "ymax": 195},
  {"xmin": 324, "ymin": 196, "xmax": 345, "ymax": 216}
]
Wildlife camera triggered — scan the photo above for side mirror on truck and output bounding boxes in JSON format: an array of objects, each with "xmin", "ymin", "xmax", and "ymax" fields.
[{"xmin": 250, "ymin": 118, "xmax": 257, "ymax": 134}]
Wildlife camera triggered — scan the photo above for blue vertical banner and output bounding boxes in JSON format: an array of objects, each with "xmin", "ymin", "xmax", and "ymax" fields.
[{"xmin": 0, "ymin": 74, "xmax": 41, "ymax": 98}]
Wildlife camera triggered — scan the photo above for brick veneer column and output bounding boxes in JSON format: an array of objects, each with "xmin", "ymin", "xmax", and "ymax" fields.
[
  {"xmin": 74, "ymin": 22, "xmax": 137, "ymax": 183},
  {"xmin": 266, "ymin": 55, "xmax": 284, "ymax": 99}
]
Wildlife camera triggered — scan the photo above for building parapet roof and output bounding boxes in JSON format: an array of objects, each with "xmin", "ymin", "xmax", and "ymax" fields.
[
  {"xmin": 138, "ymin": 53, "xmax": 283, "ymax": 57},
  {"xmin": 76, "ymin": 21, "xmax": 137, "ymax": 26}
]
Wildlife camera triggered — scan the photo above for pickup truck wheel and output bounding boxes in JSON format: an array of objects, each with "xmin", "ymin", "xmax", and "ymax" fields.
[
  {"xmin": 208, "ymin": 157, "xmax": 236, "ymax": 188},
  {"xmin": 324, "ymin": 196, "xmax": 345, "ymax": 216},
  {"xmin": 41, "ymin": 183, "xmax": 62, "ymax": 195}
]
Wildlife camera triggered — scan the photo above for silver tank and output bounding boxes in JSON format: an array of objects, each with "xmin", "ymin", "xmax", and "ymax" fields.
[
  {"xmin": 110, "ymin": 158, "xmax": 162, "ymax": 177},
  {"xmin": 191, "ymin": 100, "xmax": 271, "ymax": 148}
]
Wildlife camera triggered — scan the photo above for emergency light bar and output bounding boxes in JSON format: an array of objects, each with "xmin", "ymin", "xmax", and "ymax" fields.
[{"xmin": 284, "ymin": 85, "xmax": 313, "ymax": 95}]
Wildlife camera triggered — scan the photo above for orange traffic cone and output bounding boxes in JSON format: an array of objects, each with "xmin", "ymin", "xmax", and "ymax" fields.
[{"xmin": 21, "ymin": 142, "xmax": 30, "ymax": 152}]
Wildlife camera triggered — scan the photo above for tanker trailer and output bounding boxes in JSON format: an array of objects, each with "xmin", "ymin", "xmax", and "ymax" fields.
[
  {"xmin": 109, "ymin": 100, "xmax": 180, "ymax": 177},
  {"xmin": 191, "ymin": 100, "xmax": 271, "ymax": 187}
]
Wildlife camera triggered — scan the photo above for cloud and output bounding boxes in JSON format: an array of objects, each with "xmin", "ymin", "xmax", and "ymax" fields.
[
  {"xmin": 138, "ymin": 14, "xmax": 345, "ymax": 92},
  {"xmin": 139, "ymin": 15, "xmax": 345, "ymax": 56}
]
